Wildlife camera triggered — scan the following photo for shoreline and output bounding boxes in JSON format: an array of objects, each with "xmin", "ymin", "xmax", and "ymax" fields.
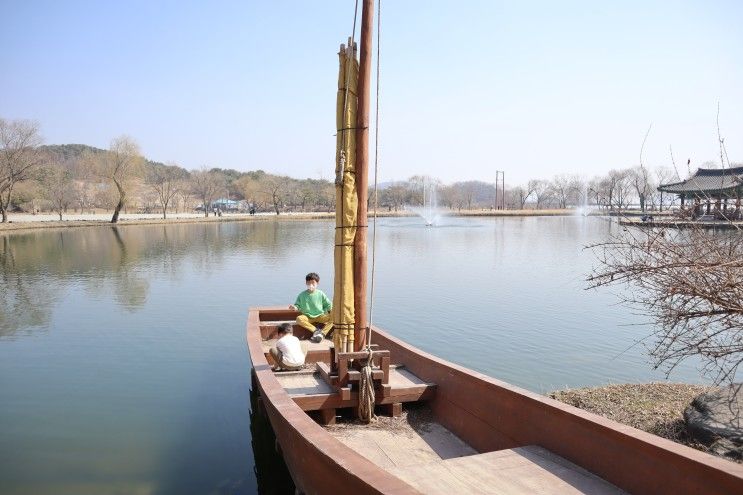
[
  {"xmin": 550, "ymin": 382, "xmax": 735, "ymax": 461},
  {"xmin": 0, "ymin": 208, "xmax": 590, "ymax": 234}
]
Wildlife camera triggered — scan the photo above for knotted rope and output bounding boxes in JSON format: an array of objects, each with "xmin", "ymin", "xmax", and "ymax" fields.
[{"xmin": 358, "ymin": 347, "xmax": 376, "ymax": 422}]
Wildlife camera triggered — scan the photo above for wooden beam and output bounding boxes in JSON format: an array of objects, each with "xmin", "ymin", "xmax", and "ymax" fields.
[
  {"xmin": 354, "ymin": 0, "xmax": 374, "ymax": 351},
  {"xmin": 381, "ymin": 402, "xmax": 402, "ymax": 417},
  {"xmin": 291, "ymin": 387, "xmax": 436, "ymax": 411}
]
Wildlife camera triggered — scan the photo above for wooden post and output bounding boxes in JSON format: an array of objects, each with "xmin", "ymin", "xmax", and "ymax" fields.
[
  {"xmin": 381, "ymin": 403, "xmax": 402, "ymax": 417},
  {"xmin": 318, "ymin": 408, "xmax": 337, "ymax": 425},
  {"xmin": 354, "ymin": 0, "xmax": 374, "ymax": 351}
]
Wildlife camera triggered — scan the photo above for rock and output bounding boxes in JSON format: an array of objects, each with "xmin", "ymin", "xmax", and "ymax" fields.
[{"xmin": 684, "ymin": 383, "xmax": 743, "ymax": 459}]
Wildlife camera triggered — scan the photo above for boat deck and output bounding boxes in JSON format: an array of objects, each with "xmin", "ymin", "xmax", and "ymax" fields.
[
  {"xmin": 274, "ymin": 365, "xmax": 436, "ymax": 411},
  {"xmin": 389, "ymin": 446, "xmax": 626, "ymax": 494},
  {"xmin": 328, "ymin": 413, "xmax": 477, "ymax": 468},
  {"xmin": 328, "ymin": 405, "xmax": 625, "ymax": 495}
]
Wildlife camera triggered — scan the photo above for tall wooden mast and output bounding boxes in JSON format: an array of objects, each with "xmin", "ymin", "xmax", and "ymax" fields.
[{"xmin": 354, "ymin": 0, "xmax": 374, "ymax": 350}]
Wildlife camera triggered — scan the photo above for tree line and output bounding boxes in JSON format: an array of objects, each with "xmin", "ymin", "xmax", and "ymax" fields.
[
  {"xmin": 0, "ymin": 119, "xmax": 338, "ymax": 223},
  {"xmin": 2, "ymin": 117, "xmax": 735, "ymax": 223}
]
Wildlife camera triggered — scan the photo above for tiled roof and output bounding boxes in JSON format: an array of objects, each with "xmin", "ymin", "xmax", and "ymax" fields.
[{"xmin": 657, "ymin": 167, "xmax": 743, "ymax": 193}]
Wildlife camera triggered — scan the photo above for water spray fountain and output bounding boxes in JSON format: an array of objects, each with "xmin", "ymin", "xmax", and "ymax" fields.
[
  {"xmin": 575, "ymin": 185, "xmax": 590, "ymax": 216},
  {"xmin": 408, "ymin": 178, "xmax": 443, "ymax": 226}
]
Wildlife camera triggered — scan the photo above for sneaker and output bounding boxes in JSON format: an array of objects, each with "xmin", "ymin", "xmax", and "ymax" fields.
[{"xmin": 310, "ymin": 330, "xmax": 323, "ymax": 343}]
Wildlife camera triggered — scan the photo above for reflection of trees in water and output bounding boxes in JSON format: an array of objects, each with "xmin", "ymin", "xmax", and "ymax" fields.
[
  {"xmin": 0, "ymin": 220, "xmax": 333, "ymax": 335},
  {"xmin": 0, "ymin": 236, "xmax": 56, "ymax": 338}
]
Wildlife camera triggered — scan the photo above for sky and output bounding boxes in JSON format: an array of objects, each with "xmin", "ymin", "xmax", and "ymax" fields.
[{"xmin": 2, "ymin": 0, "xmax": 742, "ymax": 185}]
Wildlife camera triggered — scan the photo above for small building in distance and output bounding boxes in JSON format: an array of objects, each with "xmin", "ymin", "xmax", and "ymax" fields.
[
  {"xmin": 211, "ymin": 198, "xmax": 241, "ymax": 212},
  {"xmin": 657, "ymin": 166, "xmax": 743, "ymax": 220}
]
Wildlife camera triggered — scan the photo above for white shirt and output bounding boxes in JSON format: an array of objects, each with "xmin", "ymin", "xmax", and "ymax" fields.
[{"xmin": 276, "ymin": 334, "xmax": 305, "ymax": 367}]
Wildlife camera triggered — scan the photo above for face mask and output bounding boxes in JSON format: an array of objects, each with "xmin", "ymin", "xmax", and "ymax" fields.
[{"xmin": 306, "ymin": 283, "xmax": 316, "ymax": 292}]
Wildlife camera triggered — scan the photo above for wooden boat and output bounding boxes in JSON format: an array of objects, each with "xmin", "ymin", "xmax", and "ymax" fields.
[
  {"xmin": 248, "ymin": 308, "xmax": 743, "ymax": 494},
  {"xmin": 247, "ymin": 2, "xmax": 743, "ymax": 493}
]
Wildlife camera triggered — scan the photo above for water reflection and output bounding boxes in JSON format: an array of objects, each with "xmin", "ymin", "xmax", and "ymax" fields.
[
  {"xmin": 0, "ymin": 217, "xmax": 709, "ymax": 495},
  {"xmin": 0, "ymin": 222, "xmax": 334, "ymax": 338},
  {"xmin": 249, "ymin": 374, "xmax": 295, "ymax": 495},
  {"xmin": 0, "ymin": 235, "xmax": 57, "ymax": 337}
]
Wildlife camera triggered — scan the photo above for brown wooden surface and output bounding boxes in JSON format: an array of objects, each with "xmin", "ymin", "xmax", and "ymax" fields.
[
  {"xmin": 249, "ymin": 307, "xmax": 743, "ymax": 494},
  {"xmin": 330, "ymin": 418, "xmax": 476, "ymax": 469},
  {"xmin": 247, "ymin": 307, "xmax": 420, "ymax": 494},
  {"xmin": 279, "ymin": 367, "xmax": 436, "ymax": 411},
  {"xmin": 354, "ymin": 0, "xmax": 374, "ymax": 351},
  {"xmin": 388, "ymin": 446, "xmax": 626, "ymax": 494},
  {"xmin": 318, "ymin": 408, "xmax": 336, "ymax": 426},
  {"xmin": 371, "ymin": 327, "xmax": 743, "ymax": 495}
]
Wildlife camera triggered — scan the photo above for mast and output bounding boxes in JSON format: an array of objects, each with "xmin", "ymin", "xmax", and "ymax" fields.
[{"xmin": 354, "ymin": 0, "xmax": 374, "ymax": 350}]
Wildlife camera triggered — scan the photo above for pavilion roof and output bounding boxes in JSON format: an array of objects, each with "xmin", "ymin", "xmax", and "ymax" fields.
[{"xmin": 657, "ymin": 166, "xmax": 743, "ymax": 194}]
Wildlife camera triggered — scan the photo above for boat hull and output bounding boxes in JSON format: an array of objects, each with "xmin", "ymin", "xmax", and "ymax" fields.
[{"xmin": 247, "ymin": 307, "xmax": 743, "ymax": 495}]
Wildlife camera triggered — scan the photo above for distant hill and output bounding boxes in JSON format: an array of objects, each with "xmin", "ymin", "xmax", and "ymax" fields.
[
  {"xmin": 39, "ymin": 144, "xmax": 105, "ymax": 161},
  {"xmin": 40, "ymin": 143, "xmax": 166, "ymax": 168}
]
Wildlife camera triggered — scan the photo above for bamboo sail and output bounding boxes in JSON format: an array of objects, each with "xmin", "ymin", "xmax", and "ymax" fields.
[{"xmin": 332, "ymin": 40, "xmax": 359, "ymax": 355}]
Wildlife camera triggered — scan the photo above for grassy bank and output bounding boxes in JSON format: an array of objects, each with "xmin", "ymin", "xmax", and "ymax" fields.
[{"xmin": 550, "ymin": 383, "xmax": 716, "ymax": 456}]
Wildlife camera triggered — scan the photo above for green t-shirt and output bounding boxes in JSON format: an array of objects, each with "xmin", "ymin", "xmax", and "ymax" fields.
[{"xmin": 294, "ymin": 289, "xmax": 332, "ymax": 318}]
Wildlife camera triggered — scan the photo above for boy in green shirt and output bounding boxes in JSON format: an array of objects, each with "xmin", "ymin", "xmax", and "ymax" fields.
[{"xmin": 289, "ymin": 272, "xmax": 333, "ymax": 343}]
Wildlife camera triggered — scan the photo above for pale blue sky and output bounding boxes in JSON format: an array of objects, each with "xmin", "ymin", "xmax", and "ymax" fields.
[{"xmin": 2, "ymin": 1, "xmax": 741, "ymax": 185}]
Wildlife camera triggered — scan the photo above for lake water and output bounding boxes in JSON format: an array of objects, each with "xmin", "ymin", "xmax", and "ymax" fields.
[{"xmin": 0, "ymin": 217, "xmax": 707, "ymax": 494}]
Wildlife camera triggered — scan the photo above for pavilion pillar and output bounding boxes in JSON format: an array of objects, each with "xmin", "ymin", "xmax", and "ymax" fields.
[
  {"xmin": 680, "ymin": 195, "xmax": 685, "ymax": 207},
  {"xmin": 706, "ymin": 201, "xmax": 711, "ymax": 214}
]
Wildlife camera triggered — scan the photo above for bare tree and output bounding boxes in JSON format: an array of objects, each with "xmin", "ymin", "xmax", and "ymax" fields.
[
  {"xmin": 550, "ymin": 175, "xmax": 572, "ymax": 209},
  {"xmin": 511, "ymin": 185, "xmax": 531, "ymax": 209},
  {"xmin": 190, "ymin": 168, "xmax": 223, "ymax": 217},
  {"xmin": 39, "ymin": 159, "xmax": 75, "ymax": 220},
  {"xmin": 0, "ymin": 119, "xmax": 43, "ymax": 222},
  {"xmin": 531, "ymin": 180, "xmax": 551, "ymax": 210},
  {"xmin": 176, "ymin": 181, "xmax": 193, "ymax": 213},
  {"xmin": 589, "ymin": 226, "xmax": 743, "ymax": 384},
  {"xmin": 519, "ymin": 181, "xmax": 537, "ymax": 208},
  {"xmin": 91, "ymin": 136, "xmax": 144, "ymax": 223},
  {"xmin": 147, "ymin": 162, "xmax": 184, "ymax": 219},
  {"xmin": 630, "ymin": 166, "xmax": 654, "ymax": 212},
  {"xmin": 263, "ymin": 176, "xmax": 286, "ymax": 215}
]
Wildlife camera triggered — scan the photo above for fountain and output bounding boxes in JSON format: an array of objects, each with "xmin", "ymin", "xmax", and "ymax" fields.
[
  {"xmin": 575, "ymin": 185, "xmax": 591, "ymax": 217},
  {"xmin": 408, "ymin": 178, "xmax": 443, "ymax": 226}
]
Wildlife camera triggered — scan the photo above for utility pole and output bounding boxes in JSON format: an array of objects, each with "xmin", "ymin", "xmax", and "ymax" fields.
[{"xmin": 494, "ymin": 171, "xmax": 505, "ymax": 210}]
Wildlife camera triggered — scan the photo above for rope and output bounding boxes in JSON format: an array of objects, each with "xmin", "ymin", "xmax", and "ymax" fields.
[
  {"xmin": 358, "ymin": 348, "xmax": 376, "ymax": 422},
  {"xmin": 358, "ymin": 0, "xmax": 382, "ymax": 424},
  {"xmin": 367, "ymin": 0, "xmax": 381, "ymax": 347}
]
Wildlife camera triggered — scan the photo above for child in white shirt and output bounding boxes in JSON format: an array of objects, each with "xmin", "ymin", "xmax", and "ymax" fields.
[{"xmin": 270, "ymin": 323, "xmax": 306, "ymax": 371}]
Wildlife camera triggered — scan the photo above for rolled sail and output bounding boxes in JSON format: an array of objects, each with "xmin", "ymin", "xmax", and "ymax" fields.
[{"xmin": 332, "ymin": 41, "xmax": 359, "ymax": 354}]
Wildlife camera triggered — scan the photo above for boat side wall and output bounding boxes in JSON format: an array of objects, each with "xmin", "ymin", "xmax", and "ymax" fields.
[
  {"xmin": 247, "ymin": 308, "xmax": 421, "ymax": 495},
  {"xmin": 371, "ymin": 327, "xmax": 743, "ymax": 495}
]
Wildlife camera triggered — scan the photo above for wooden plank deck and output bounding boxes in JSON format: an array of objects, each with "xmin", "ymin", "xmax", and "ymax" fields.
[
  {"xmin": 330, "ymin": 419, "xmax": 477, "ymax": 469},
  {"xmin": 274, "ymin": 366, "xmax": 437, "ymax": 411},
  {"xmin": 388, "ymin": 446, "xmax": 626, "ymax": 495}
]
